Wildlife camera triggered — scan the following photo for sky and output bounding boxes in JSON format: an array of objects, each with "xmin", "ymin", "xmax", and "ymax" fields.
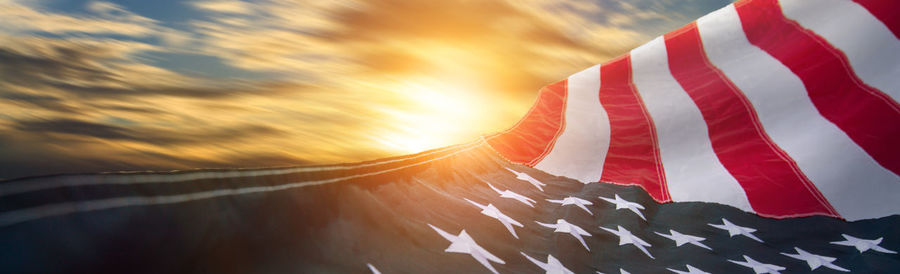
[{"xmin": 0, "ymin": 0, "xmax": 733, "ymax": 180}]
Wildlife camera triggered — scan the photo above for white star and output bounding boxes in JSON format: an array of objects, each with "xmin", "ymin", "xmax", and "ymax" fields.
[
  {"xmin": 546, "ymin": 196, "xmax": 594, "ymax": 215},
  {"xmin": 366, "ymin": 263, "xmax": 381, "ymax": 274},
  {"xmin": 655, "ymin": 229, "xmax": 712, "ymax": 251},
  {"xmin": 831, "ymin": 234, "xmax": 897, "ymax": 254},
  {"xmin": 428, "ymin": 224, "xmax": 505, "ymax": 274},
  {"xmin": 728, "ymin": 255, "xmax": 785, "ymax": 274},
  {"xmin": 781, "ymin": 247, "xmax": 849, "ymax": 272},
  {"xmin": 598, "ymin": 194, "xmax": 646, "ymax": 220},
  {"xmin": 464, "ymin": 198, "xmax": 524, "ymax": 239},
  {"xmin": 505, "ymin": 167, "xmax": 546, "ymax": 191},
  {"xmin": 520, "ymin": 252, "xmax": 574, "ymax": 274},
  {"xmin": 666, "ymin": 265, "xmax": 709, "ymax": 274},
  {"xmin": 596, "ymin": 270, "xmax": 630, "ymax": 274},
  {"xmin": 600, "ymin": 225, "xmax": 654, "ymax": 259},
  {"xmin": 486, "ymin": 182, "xmax": 536, "ymax": 207},
  {"xmin": 536, "ymin": 219, "xmax": 592, "ymax": 251},
  {"xmin": 708, "ymin": 218, "xmax": 763, "ymax": 243}
]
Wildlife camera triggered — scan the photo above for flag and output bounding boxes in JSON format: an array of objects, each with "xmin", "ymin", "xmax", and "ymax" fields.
[
  {"xmin": 487, "ymin": 0, "xmax": 900, "ymax": 221},
  {"xmin": 1, "ymin": 0, "xmax": 898, "ymax": 273}
]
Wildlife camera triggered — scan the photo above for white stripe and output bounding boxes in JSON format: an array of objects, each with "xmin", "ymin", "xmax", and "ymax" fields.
[
  {"xmin": 780, "ymin": 0, "xmax": 900, "ymax": 103},
  {"xmin": 533, "ymin": 65, "xmax": 610, "ymax": 183},
  {"xmin": 0, "ymin": 141, "xmax": 470, "ymax": 198},
  {"xmin": 697, "ymin": 5, "xmax": 900, "ymax": 220},
  {"xmin": 629, "ymin": 36, "xmax": 753, "ymax": 212},
  {"xmin": 0, "ymin": 140, "xmax": 484, "ymax": 228}
]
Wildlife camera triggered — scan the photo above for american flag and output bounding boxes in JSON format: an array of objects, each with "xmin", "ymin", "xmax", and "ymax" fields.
[
  {"xmin": 1, "ymin": 0, "xmax": 899, "ymax": 272},
  {"xmin": 487, "ymin": 0, "xmax": 900, "ymax": 221}
]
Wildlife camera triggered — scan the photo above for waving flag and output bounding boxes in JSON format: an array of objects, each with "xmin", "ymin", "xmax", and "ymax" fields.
[
  {"xmin": 1, "ymin": 0, "xmax": 898, "ymax": 273},
  {"xmin": 488, "ymin": 0, "xmax": 900, "ymax": 221}
]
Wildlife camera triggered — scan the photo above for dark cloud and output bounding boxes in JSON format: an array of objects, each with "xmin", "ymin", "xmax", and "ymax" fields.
[
  {"xmin": 0, "ymin": 42, "xmax": 290, "ymax": 99},
  {"xmin": 0, "ymin": 132, "xmax": 312, "ymax": 181},
  {"xmin": 13, "ymin": 118, "xmax": 288, "ymax": 146},
  {"xmin": 0, "ymin": 91, "xmax": 81, "ymax": 113},
  {"xmin": 0, "ymin": 47, "xmax": 119, "ymax": 87},
  {"xmin": 84, "ymin": 103, "xmax": 163, "ymax": 114},
  {"xmin": 15, "ymin": 118, "xmax": 135, "ymax": 141},
  {"xmin": 0, "ymin": 117, "xmax": 306, "ymax": 180},
  {"xmin": 43, "ymin": 82, "xmax": 255, "ymax": 98}
]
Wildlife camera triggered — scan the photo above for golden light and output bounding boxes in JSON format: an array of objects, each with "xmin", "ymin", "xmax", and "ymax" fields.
[
  {"xmin": 353, "ymin": 35, "xmax": 550, "ymax": 155},
  {"xmin": 373, "ymin": 76, "xmax": 491, "ymax": 153}
]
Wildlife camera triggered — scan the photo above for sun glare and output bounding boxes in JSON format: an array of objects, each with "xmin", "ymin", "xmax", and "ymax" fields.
[
  {"xmin": 360, "ymin": 41, "xmax": 535, "ymax": 155},
  {"xmin": 374, "ymin": 76, "xmax": 492, "ymax": 154}
]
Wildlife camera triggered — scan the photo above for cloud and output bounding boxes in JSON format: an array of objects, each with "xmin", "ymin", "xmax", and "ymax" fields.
[
  {"xmin": 0, "ymin": 90, "xmax": 80, "ymax": 113},
  {"xmin": 15, "ymin": 118, "xmax": 134, "ymax": 140},
  {"xmin": 0, "ymin": 33, "xmax": 387, "ymax": 179},
  {"xmin": 0, "ymin": 0, "xmax": 194, "ymax": 46},
  {"xmin": 174, "ymin": 0, "xmax": 673, "ymax": 158},
  {"xmin": 0, "ymin": 1, "xmax": 150, "ymax": 36},
  {"xmin": 182, "ymin": 0, "xmax": 729, "ymax": 99},
  {"xmin": 0, "ymin": 35, "xmax": 285, "ymax": 99},
  {"xmin": 13, "ymin": 118, "xmax": 288, "ymax": 145},
  {"xmin": 0, "ymin": 0, "xmax": 733, "ymax": 179},
  {"xmin": 192, "ymin": 0, "xmax": 256, "ymax": 15},
  {"xmin": 0, "ymin": 131, "xmax": 312, "ymax": 180},
  {"xmin": 188, "ymin": 0, "xmax": 614, "ymax": 85}
]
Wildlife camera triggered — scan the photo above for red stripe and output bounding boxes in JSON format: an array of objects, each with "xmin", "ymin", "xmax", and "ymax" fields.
[
  {"xmin": 486, "ymin": 80, "xmax": 567, "ymax": 166},
  {"xmin": 664, "ymin": 23, "xmax": 838, "ymax": 218},
  {"xmin": 526, "ymin": 81, "xmax": 568, "ymax": 167},
  {"xmin": 853, "ymin": 0, "xmax": 900, "ymax": 39},
  {"xmin": 737, "ymin": 0, "xmax": 900, "ymax": 176},
  {"xmin": 598, "ymin": 56, "xmax": 669, "ymax": 202}
]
